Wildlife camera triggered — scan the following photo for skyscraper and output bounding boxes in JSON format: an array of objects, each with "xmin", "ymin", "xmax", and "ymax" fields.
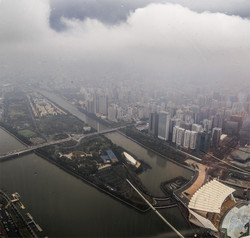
[
  {"xmin": 158, "ymin": 111, "xmax": 170, "ymax": 141},
  {"xmin": 192, "ymin": 123, "xmax": 203, "ymax": 132},
  {"xmin": 149, "ymin": 112, "xmax": 159, "ymax": 137},
  {"xmin": 169, "ymin": 118, "xmax": 181, "ymax": 141},
  {"xmin": 176, "ymin": 127, "xmax": 185, "ymax": 146},
  {"xmin": 98, "ymin": 94, "xmax": 108, "ymax": 115},
  {"xmin": 211, "ymin": 127, "xmax": 222, "ymax": 148},
  {"xmin": 172, "ymin": 126, "xmax": 178, "ymax": 143},
  {"xmin": 190, "ymin": 131, "xmax": 198, "ymax": 150},
  {"xmin": 203, "ymin": 119, "xmax": 213, "ymax": 132},
  {"xmin": 183, "ymin": 130, "xmax": 191, "ymax": 149},
  {"xmin": 108, "ymin": 105, "xmax": 117, "ymax": 122}
]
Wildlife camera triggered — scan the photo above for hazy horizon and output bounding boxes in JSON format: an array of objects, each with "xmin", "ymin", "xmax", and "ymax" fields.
[{"xmin": 0, "ymin": 0, "xmax": 249, "ymax": 92}]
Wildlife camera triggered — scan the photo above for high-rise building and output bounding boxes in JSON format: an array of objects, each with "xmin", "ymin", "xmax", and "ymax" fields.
[
  {"xmin": 183, "ymin": 130, "xmax": 191, "ymax": 149},
  {"xmin": 203, "ymin": 119, "xmax": 212, "ymax": 132},
  {"xmin": 239, "ymin": 117, "xmax": 250, "ymax": 146},
  {"xmin": 199, "ymin": 131, "xmax": 211, "ymax": 151},
  {"xmin": 170, "ymin": 118, "xmax": 181, "ymax": 132},
  {"xmin": 192, "ymin": 123, "xmax": 203, "ymax": 132},
  {"xmin": 149, "ymin": 112, "xmax": 159, "ymax": 137},
  {"xmin": 224, "ymin": 120, "xmax": 239, "ymax": 135},
  {"xmin": 190, "ymin": 131, "xmax": 198, "ymax": 150},
  {"xmin": 169, "ymin": 118, "xmax": 181, "ymax": 141},
  {"xmin": 181, "ymin": 122, "xmax": 192, "ymax": 130},
  {"xmin": 87, "ymin": 99, "xmax": 94, "ymax": 113},
  {"xmin": 172, "ymin": 126, "xmax": 178, "ymax": 143},
  {"xmin": 116, "ymin": 107, "xmax": 123, "ymax": 120},
  {"xmin": 158, "ymin": 111, "xmax": 170, "ymax": 141},
  {"xmin": 108, "ymin": 105, "xmax": 117, "ymax": 122},
  {"xmin": 176, "ymin": 109, "xmax": 184, "ymax": 121},
  {"xmin": 211, "ymin": 127, "xmax": 222, "ymax": 148},
  {"xmin": 98, "ymin": 95, "xmax": 108, "ymax": 115},
  {"xmin": 213, "ymin": 112, "xmax": 224, "ymax": 129},
  {"xmin": 93, "ymin": 93, "xmax": 99, "ymax": 114},
  {"xmin": 176, "ymin": 127, "xmax": 185, "ymax": 146}
]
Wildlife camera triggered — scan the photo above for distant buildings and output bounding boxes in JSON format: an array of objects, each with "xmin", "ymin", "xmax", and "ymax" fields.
[
  {"xmin": 87, "ymin": 93, "xmax": 108, "ymax": 116},
  {"xmin": 149, "ymin": 112, "xmax": 159, "ymax": 137},
  {"xmin": 172, "ymin": 126, "xmax": 198, "ymax": 150},
  {"xmin": 189, "ymin": 131, "xmax": 198, "ymax": 150},
  {"xmin": 183, "ymin": 130, "xmax": 191, "ymax": 149},
  {"xmin": 61, "ymin": 83, "xmax": 249, "ymax": 150},
  {"xmin": 191, "ymin": 123, "xmax": 203, "ymax": 132},
  {"xmin": 211, "ymin": 127, "xmax": 222, "ymax": 148},
  {"xmin": 176, "ymin": 127, "xmax": 185, "ymax": 146},
  {"xmin": 108, "ymin": 105, "xmax": 117, "ymax": 122},
  {"xmin": 172, "ymin": 126, "xmax": 178, "ymax": 143},
  {"xmin": 203, "ymin": 119, "xmax": 212, "ymax": 132},
  {"xmin": 157, "ymin": 112, "xmax": 170, "ymax": 141}
]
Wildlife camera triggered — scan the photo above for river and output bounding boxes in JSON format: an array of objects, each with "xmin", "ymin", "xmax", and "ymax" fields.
[{"xmin": 0, "ymin": 91, "xmax": 195, "ymax": 237}]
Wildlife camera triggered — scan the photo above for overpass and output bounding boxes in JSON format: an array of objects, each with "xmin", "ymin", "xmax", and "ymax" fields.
[{"xmin": 0, "ymin": 126, "xmax": 125, "ymax": 161}]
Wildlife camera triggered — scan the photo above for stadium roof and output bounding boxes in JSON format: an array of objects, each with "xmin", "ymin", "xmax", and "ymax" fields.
[{"xmin": 188, "ymin": 180, "xmax": 235, "ymax": 213}]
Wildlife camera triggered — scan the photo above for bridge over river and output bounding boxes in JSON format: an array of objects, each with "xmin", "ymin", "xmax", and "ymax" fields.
[{"xmin": 0, "ymin": 126, "xmax": 125, "ymax": 161}]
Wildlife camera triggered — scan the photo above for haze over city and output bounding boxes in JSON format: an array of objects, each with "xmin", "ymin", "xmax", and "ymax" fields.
[
  {"xmin": 0, "ymin": 0, "xmax": 249, "ymax": 238},
  {"xmin": 0, "ymin": 0, "xmax": 249, "ymax": 90}
]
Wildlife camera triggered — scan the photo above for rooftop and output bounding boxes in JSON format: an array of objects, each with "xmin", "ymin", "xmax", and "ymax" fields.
[
  {"xmin": 188, "ymin": 179, "xmax": 235, "ymax": 213},
  {"xmin": 232, "ymin": 147, "xmax": 250, "ymax": 162}
]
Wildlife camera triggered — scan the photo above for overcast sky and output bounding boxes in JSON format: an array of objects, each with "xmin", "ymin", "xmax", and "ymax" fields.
[{"xmin": 0, "ymin": 0, "xmax": 249, "ymax": 90}]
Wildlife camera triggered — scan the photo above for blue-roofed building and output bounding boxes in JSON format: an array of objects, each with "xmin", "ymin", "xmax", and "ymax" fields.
[
  {"xmin": 100, "ymin": 155, "xmax": 110, "ymax": 163},
  {"xmin": 106, "ymin": 149, "xmax": 118, "ymax": 163}
]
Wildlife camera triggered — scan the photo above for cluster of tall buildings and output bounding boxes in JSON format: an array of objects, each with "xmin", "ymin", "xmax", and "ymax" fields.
[
  {"xmin": 49, "ymin": 81, "xmax": 249, "ymax": 147},
  {"xmin": 78, "ymin": 86, "xmax": 152, "ymax": 122},
  {"xmin": 145, "ymin": 90, "xmax": 250, "ymax": 149},
  {"xmin": 149, "ymin": 112, "xmax": 203, "ymax": 150},
  {"xmin": 149, "ymin": 109, "xmax": 230, "ymax": 151},
  {"xmin": 173, "ymin": 127, "xmax": 198, "ymax": 150},
  {"xmin": 86, "ymin": 93, "xmax": 108, "ymax": 116}
]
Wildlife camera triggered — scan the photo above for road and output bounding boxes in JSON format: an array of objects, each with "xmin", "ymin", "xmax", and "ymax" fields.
[{"xmin": 0, "ymin": 126, "xmax": 125, "ymax": 161}]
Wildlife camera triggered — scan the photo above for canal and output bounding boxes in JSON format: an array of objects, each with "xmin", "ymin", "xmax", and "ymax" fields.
[{"xmin": 0, "ymin": 91, "xmax": 194, "ymax": 237}]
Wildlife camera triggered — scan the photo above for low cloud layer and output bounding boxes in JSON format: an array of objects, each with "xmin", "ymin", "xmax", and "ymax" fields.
[
  {"xmin": 49, "ymin": 0, "xmax": 250, "ymax": 30},
  {"xmin": 0, "ymin": 0, "xmax": 249, "ymax": 90}
]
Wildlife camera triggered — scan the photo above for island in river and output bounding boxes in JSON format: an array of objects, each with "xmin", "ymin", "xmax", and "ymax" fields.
[
  {"xmin": 1, "ymin": 89, "xmax": 154, "ymax": 211},
  {"xmin": 36, "ymin": 135, "xmax": 154, "ymax": 212}
]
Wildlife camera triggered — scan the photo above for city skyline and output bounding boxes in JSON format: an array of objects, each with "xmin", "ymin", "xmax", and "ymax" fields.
[{"xmin": 0, "ymin": 0, "xmax": 249, "ymax": 237}]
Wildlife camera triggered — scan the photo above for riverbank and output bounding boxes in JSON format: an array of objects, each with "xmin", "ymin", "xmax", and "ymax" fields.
[
  {"xmin": 0, "ymin": 124, "xmax": 151, "ymax": 212},
  {"xmin": 0, "ymin": 109, "xmax": 195, "ymax": 237},
  {"xmin": 0, "ymin": 123, "xmax": 31, "ymax": 146},
  {"xmin": 34, "ymin": 149, "xmax": 151, "ymax": 213},
  {"xmin": 0, "ymin": 190, "xmax": 38, "ymax": 237},
  {"xmin": 117, "ymin": 130, "xmax": 195, "ymax": 173},
  {"xmin": 37, "ymin": 91, "xmax": 194, "ymax": 172}
]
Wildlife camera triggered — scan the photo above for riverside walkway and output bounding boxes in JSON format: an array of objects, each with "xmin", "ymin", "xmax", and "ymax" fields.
[{"xmin": 0, "ymin": 126, "xmax": 125, "ymax": 161}]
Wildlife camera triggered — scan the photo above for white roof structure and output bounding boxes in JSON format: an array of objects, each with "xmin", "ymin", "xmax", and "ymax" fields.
[
  {"xmin": 123, "ymin": 152, "xmax": 137, "ymax": 166},
  {"xmin": 188, "ymin": 180, "xmax": 235, "ymax": 213}
]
